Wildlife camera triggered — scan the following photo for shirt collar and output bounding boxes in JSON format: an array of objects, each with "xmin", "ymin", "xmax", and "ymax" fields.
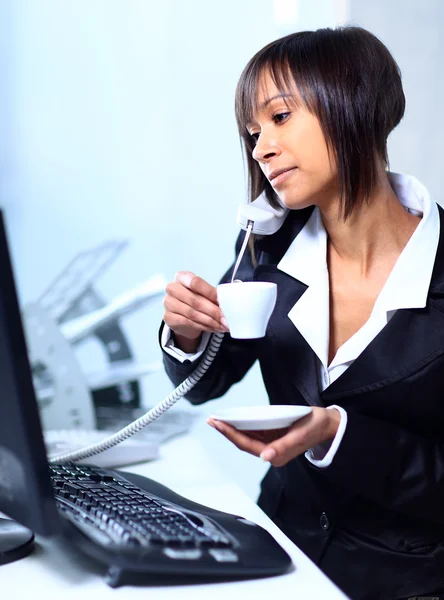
[
  {"xmin": 377, "ymin": 172, "xmax": 439, "ymax": 311},
  {"xmin": 277, "ymin": 172, "xmax": 440, "ymax": 312},
  {"xmin": 277, "ymin": 205, "xmax": 326, "ymax": 286}
]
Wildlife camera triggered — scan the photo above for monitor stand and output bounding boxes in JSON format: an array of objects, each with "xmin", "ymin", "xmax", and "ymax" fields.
[{"xmin": 0, "ymin": 518, "xmax": 34, "ymax": 565}]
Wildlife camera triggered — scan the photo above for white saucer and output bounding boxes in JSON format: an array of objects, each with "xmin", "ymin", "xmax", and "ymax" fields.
[{"xmin": 210, "ymin": 405, "xmax": 312, "ymax": 431}]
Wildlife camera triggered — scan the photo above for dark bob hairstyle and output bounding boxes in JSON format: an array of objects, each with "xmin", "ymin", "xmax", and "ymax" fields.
[{"xmin": 235, "ymin": 26, "xmax": 405, "ymax": 219}]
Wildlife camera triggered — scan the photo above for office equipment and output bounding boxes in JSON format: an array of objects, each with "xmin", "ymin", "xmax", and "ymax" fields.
[
  {"xmin": 25, "ymin": 238, "xmax": 167, "ymax": 431},
  {"xmin": 60, "ymin": 276, "xmax": 167, "ymax": 345},
  {"xmin": 95, "ymin": 404, "xmax": 196, "ymax": 446},
  {"xmin": 3, "ymin": 436, "xmax": 353, "ymax": 600},
  {"xmin": 237, "ymin": 192, "xmax": 288, "ymax": 235},
  {"xmin": 0, "ymin": 209, "xmax": 292, "ymax": 585},
  {"xmin": 23, "ymin": 301, "xmax": 96, "ymax": 430},
  {"xmin": 0, "ymin": 519, "xmax": 34, "ymax": 566},
  {"xmin": 43, "ymin": 403, "xmax": 197, "ymax": 469},
  {"xmin": 44, "ymin": 429, "xmax": 159, "ymax": 467},
  {"xmin": 49, "ymin": 463, "xmax": 291, "ymax": 587}
]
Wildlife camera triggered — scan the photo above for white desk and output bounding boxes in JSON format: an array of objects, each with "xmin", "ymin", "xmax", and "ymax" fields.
[{"xmin": 3, "ymin": 436, "xmax": 349, "ymax": 600}]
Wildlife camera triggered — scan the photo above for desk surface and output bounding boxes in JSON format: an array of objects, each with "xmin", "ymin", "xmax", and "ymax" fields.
[{"xmin": 3, "ymin": 435, "xmax": 349, "ymax": 600}]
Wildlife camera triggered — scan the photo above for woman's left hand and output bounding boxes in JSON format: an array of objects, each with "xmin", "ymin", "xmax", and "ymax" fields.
[{"xmin": 207, "ymin": 407, "xmax": 341, "ymax": 467}]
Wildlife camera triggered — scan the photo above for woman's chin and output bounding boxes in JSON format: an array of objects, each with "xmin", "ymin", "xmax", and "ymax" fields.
[{"xmin": 279, "ymin": 195, "xmax": 315, "ymax": 211}]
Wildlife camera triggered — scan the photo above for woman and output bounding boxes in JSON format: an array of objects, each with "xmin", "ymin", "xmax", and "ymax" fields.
[{"xmin": 160, "ymin": 26, "xmax": 444, "ymax": 600}]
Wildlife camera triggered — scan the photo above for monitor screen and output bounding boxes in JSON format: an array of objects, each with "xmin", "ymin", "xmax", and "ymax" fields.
[{"xmin": 0, "ymin": 210, "xmax": 59, "ymax": 536}]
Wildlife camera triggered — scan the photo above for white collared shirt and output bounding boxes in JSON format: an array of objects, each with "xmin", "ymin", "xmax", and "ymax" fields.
[
  {"xmin": 278, "ymin": 172, "xmax": 439, "ymax": 392},
  {"xmin": 162, "ymin": 173, "xmax": 440, "ymax": 467}
]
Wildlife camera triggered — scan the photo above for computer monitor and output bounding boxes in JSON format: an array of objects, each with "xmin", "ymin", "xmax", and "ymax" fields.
[{"xmin": 0, "ymin": 209, "xmax": 60, "ymax": 564}]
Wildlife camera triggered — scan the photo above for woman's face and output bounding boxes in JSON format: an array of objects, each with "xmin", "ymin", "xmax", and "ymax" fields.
[{"xmin": 247, "ymin": 70, "xmax": 338, "ymax": 210}]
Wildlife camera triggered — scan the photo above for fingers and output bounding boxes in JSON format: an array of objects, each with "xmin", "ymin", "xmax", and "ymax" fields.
[
  {"xmin": 245, "ymin": 427, "xmax": 290, "ymax": 444},
  {"xmin": 208, "ymin": 408, "xmax": 335, "ymax": 468},
  {"xmin": 174, "ymin": 271, "xmax": 219, "ymax": 305},
  {"xmin": 259, "ymin": 408, "xmax": 334, "ymax": 467},
  {"xmin": 207, "ymin": 419, "xmax": 267, "ymax": 458},
  {"xmin": 163, "ymin": 271, "xmax": 228, "ymax": 336},
  {"xmin": 260, "ymin": 428, "xmax": 308, "ymax": 467},
  {"xmin": 164, "ymin": 291, "xmax": 225, "ymax": 333}
]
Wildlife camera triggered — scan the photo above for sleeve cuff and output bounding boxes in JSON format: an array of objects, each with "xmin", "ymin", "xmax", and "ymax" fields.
[
  {"xmin": 161, "ymin": 324, "xmax": 211, "ymax": 363},
  {"xmin": 304, "ymin": 405, "xmax": 348, "ymax": 468}
]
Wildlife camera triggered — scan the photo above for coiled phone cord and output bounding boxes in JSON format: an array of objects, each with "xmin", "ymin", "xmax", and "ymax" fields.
[
  {"xmin": 48, "ymin": 331, "xmax": 225, "ymax": 464},
  {"xmin": 49, "ymin": 220, "xmax": 255, "ymax": 464}
]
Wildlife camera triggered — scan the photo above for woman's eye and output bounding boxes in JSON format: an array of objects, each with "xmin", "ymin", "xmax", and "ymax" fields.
[
  {"xmin": 272, "ymin": 112, "xmax": 290, "ymax": 124},
  {"xmin": 248, "ymin": 112, "xmax": 290, "ymax": 145}
]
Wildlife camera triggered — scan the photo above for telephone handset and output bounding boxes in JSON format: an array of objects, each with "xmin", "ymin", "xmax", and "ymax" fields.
[
  {"xmin": 49, "ymin": 196, "xmax": 288, "ymax": 465},
  {"xmin": 237, "ymin": 194, "xmax": 289, "ymax": 235}
]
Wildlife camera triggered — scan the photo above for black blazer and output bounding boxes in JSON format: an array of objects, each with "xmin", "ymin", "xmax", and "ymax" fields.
[{"xmin": 160, "ymin": 205, "xmax": 444, "ymax": 600}]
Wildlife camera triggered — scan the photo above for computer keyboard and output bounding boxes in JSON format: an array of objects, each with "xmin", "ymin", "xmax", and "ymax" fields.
[
  {"xmin": 49, "ymin": 463, "xmax": 291, "ymax": 587},
  {"xmin": 51, "ymin": 463, "xmax": 232, "ymax": 548}
]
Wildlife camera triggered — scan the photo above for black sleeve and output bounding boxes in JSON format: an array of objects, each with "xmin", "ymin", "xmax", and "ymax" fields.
[{"xmin": 159, "ymin": 229, "xmax": 260, "ymax": 405}]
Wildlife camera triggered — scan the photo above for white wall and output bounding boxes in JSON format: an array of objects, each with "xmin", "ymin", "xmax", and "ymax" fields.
[
  {"xmin": 1, "ymin": 0, "xmax": 346, "ymax": 499},
  {"xmin": 349, "ymin": 0, "xmax": 444, "ymax": 204},
  {"xmin": 0, "ymin": 0, "xmax": 14, "ymax": 206}
]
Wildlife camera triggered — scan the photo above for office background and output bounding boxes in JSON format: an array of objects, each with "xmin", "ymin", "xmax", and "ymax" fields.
[{"xmin": 0, "ymin": 0, "xmax": 443, "ymax": 499}]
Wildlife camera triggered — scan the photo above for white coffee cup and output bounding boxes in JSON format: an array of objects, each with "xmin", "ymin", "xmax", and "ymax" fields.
[{"xmin": 216, "ymin": 281, "xmax": 277, "ymax": 339}]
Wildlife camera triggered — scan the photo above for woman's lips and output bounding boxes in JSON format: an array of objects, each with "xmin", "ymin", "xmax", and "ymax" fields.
[{"xmin": 270, "ymin": 168, "xmax": 297, "ymax": 188}]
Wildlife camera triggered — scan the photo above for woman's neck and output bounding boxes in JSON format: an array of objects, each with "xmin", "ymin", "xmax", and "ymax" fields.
[{"xmin": 320, "ymin": 172, "xmax": 421, "ymax": 278}]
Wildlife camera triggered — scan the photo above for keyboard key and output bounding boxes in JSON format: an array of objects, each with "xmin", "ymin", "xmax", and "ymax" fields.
[{"xmin": 50, "ymin": 463, "xmax": 234, "ymax": 552}]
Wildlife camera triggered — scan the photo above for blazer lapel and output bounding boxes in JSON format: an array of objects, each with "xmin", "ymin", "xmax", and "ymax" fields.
[
  {"xmin": 253, "ymin": 264, "xmax": 321, "ymax": 406},
  {"xmin": 254, "ymin": 207, "xmax": 321, "ymax": 406},
  {"xmin": 321, "ymin": 302, "xmax": 444, "ymax": 403},
  {"xmin": 253, "ymin": 204, "xmax": 444, "ymax": 406},
  {"xmin": 323, "ymin": 205, "xmax": 444, "ymax": 403}
]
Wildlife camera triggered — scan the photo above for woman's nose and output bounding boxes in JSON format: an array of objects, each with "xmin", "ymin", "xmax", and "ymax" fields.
[{"xmin": 252, "ymin": 135, "xmax": 280, "ymax": 163}]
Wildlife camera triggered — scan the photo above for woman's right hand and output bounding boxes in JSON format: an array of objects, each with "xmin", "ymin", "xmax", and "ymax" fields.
[{"xmin": 163, "ymin": 271, "xmax": 229, "ymax": 352}]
